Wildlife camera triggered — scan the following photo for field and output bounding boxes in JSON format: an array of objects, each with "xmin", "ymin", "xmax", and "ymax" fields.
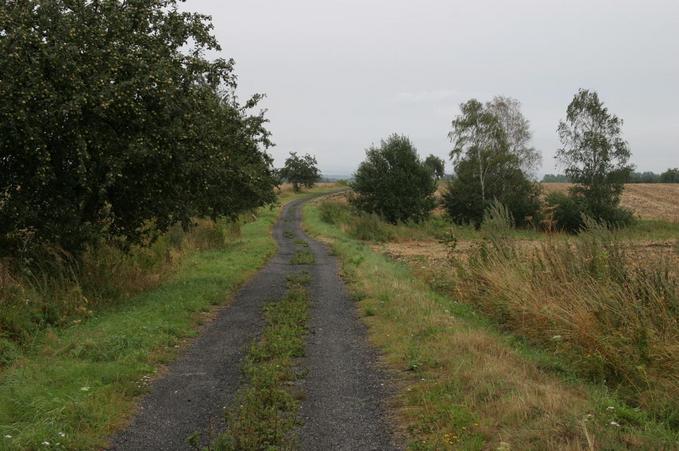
[
  {"xmin": 543, "ymin": 183, "xmax": 679, "ymax": 222},
  {"xmin": 304, "ymin": 183, "xmax": 679, "ymax": 449}
]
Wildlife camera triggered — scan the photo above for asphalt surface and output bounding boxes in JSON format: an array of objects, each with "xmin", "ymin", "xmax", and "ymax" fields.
[{"xmin": 108, "ymin": 195, "xmax": 398, "ymax": 450}]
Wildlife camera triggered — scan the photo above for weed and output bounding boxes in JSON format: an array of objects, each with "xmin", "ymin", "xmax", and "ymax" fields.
[
  {"xmin": 290, "ymin": 249, "xmax": 315, "ymax": 265},
  {"xmin": 213, "ymin": 274, "xmax": 310, "ymax": 450}
]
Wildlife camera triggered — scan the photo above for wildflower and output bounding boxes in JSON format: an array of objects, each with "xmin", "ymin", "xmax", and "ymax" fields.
[
  {"xmin": 610, "ymin": 421, "xmax": 620, "ymax": 427},
  {"xmin": 58, "ymin": 432, "xmax": 65, "ymax": 438},
  {"xmin": 4, "ymin": 435, "xmax": 12, "ymax": 439},
  {"xmin": 606, "ymin": 406, "xmax": 615, "ymax": 411},
  {"xmin": 42, "ymin": 441, "xmax": 50, "ymax": 446},
  {"xmin": 80, "ymin": 386, "xmax": 90, "ymax": 392}
]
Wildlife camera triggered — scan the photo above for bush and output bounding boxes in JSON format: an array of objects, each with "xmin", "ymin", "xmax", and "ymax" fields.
[
  {"xmin": 351, "ymin": 134, "xmax": 436, "ymax": 223},
  {"xmin": 545, "ymin": 192, "xmax": 586, "ymax": 233},
  {"xmin": 346, "ymin": 214, "xmax": 394, "ymax": 242},
  {"xmin": 319, "ymin": 202, "xmax": 350, "ymax": 225},
  {"xmin": 546, "ymin": 192, "xmax": 634, "ymax": 233},
  {"xmin": 443, "ymin": 154, "xmax": 542, "ymax": 228}
]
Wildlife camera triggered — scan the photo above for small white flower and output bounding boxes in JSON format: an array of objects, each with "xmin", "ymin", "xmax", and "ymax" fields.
[
  {"xmin": 58, "ymin": 432, "xmax": 65, "ymax": 438},
  {"xmin": 551, "ymin": 335, "xmax": 562, "ymax": 340},
  {"xmin": 610, "ymin": 421, "xmax": 620, "ymax": 427},
  {"xmin": 4, "ymin": 435, "xmax": 12, "ymax": 439},
  {"xmin": 607, "ymin": 406, "xmax": 615, "ymax": 411},
  {"xmin": 42, "ymin": 441, "xmax": 50, "ymax": 446},
  {"xmin": 80, "ymin": 386, "xmax": 90, "ymax": 392}
]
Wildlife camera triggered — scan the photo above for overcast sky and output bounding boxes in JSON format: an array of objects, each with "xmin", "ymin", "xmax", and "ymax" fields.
[{"xmin": 186, "ymin": 0, "xmax": 678, "ymax": 176}]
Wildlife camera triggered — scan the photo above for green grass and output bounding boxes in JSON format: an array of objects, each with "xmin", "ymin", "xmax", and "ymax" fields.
[
  {"xmin": 303, "ymin": 200, "xmax": 679, "ymax": 450},
  {"xmin": 0, "ymin": 207, "xmax": 280, "ymax": 450},
  {"xmin": 290, "ymin": 249, "xmax": 315, "ymax": 265},
  {"xmin": 212, "ymin": 271, "xmax": 311, "ymax": 450}
]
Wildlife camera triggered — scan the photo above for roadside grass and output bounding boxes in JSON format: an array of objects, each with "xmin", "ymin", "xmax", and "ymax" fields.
[
  {"xmin": 212, "ymin": 271, "xmax": 311, "ymax": 450},
  {"xmin": 303, "ymin": 200, "xmax": 679, "ymax": 450},
  {"xmin": 0, "ymin": 188, "xmax": 336, "ymax": 450},
  {"xmin": 0, "ymin": 207, "xmax": 280, "ymax": 450}
]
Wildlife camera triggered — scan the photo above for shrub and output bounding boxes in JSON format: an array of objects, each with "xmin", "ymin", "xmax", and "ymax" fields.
[
  {"xmin": 351, "ymin": 134, "xmax": 436, "ymax": 223},
  {"xmin": 319, "ymin": 202, "xmax": 350, "ymax": 225},
  {"xmin": 545, "ymin": 192, "xmax": 586, "ymax": 233},
  {"xmin": 546, "ymin": 191, "xmax": 634, "ymax": 233},
  {"xmin": 443, "ymin": 154, "xmax": 542, "ymax": 227},
  {"xmin": 346, "ymin": 214, "xmax": 394, "ymax": 242}
]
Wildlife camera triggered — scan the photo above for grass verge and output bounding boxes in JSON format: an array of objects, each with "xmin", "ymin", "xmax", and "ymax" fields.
[
  {"xmin": 211, "ymin": 271, "xmax": 311, "ymax": 450},
  {"xmin": 303, "ymin": 200, "xmax": 679, "ymax": 450},
  {"xmin": 0, "ymin": 207, "xmax": 280, "ymax": 450}
]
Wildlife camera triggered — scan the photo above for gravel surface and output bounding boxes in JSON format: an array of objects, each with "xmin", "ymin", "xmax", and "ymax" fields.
[
  {"xmin": 108, "ymin": 195, "xmax": 398, "ymax": 450},
  {"xmin": 296, "ymin": 202, "xmax": 399, "ymax": 451},
  {"xmin": 108, "ymin": 201, "xmax": 299, "ymax": 450}
]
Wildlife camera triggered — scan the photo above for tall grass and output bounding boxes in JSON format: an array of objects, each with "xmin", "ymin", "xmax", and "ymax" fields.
[
  {"xmin": 459, "ymin": 213, "xmax": 679, "ymax": 427},
  {"xmin": 0, "ymin": 217, "xmax": 244, "ymax": 367}
]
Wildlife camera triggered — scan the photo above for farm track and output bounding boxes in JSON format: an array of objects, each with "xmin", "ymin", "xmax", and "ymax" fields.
[{"xmin": 108, "ymin": 195, "xmax": 397, "ymax": 450}]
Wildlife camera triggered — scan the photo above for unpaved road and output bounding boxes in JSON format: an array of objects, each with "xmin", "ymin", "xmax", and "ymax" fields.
[{"xmin": 109, "ymin": 196, "xmax": 398, "ymax": 450}]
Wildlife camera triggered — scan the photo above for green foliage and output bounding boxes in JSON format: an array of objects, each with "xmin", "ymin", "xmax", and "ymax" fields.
[
  {"xmin": 351, "ymin": 134, "xmax": 436, "ymax": 223},
  {"xmin": 443, "ymin": 151, "xmax": 541, "ymax": 227},
  {"xmin": 0, "ymin": 206, "xmax": 280, "ymax": 448},
  {"xmin": 660, "ymin": 168, "xmax": 679, "ymax": 183},
  {"xmin": 445, "ymin": 98, "xmax": 541, "ymax": 227},
  {"xmin": 214, "ymin": 273, "xmax": 310, "ymax": 450},
  {"xmin": 0, "ymin": 0, "xmax": 276, "ymax": 257},
  {"xmin": 318, "ymin": 201, "xmax": 350, "ymax": 225},
  {"xmin": 545, "ymin": 192, "xmax": 586, "ymax": 233},
  {"xmin": 557, "ymin": 89, "xmax": 633, "ymax": 221},
  {"xmin": 279, "ymin": 152, "xmax": 321, "ymax": 192},
  {"xmin": 424, "ymin": 154, "xmax": 445, "ymax": 180}
]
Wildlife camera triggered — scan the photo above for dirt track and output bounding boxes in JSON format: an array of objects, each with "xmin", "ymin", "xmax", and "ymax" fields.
[{"xmin": 108, "ymin": 196, "xmax": 397, "ymax": 450}]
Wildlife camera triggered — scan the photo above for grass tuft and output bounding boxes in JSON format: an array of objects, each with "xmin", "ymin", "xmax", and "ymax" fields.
[{"xmin": 212, "ymin": 272, "xmax": 311, "ymax": 450}]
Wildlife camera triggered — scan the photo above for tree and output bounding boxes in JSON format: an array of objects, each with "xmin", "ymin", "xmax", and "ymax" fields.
[
  {"xmin": 556, "ymin": 89, "xmax": 633, "ymax": 221},
  {"xmin": 445, "ymin": 99, "xmax": 541, "ymax": 226},
  {"xmin": 0, "ymin": 0, "xmax": 277, "ymax": 257},
  {"xmin": 424, "ymin": 155, "xmax": 446, "ymax": 180},
  {"xmin": 448, "ymin": 99, "xmax": 506, "ymax": 204},
  {"xmin": 487, "ymin": 96, "xmax": 541, "ymax": 174},
  {"xmin": 660, "ymin": 168, "xmax": 679, "ymax": 183},
  {"xmin": 443, "ymin": 149, "xmax": 541, "ymax": 227},
  {"xmin": 279, "ymin": 152, "xmax": 321, "ymax": 192},
  {"xmin": 351, "ymin": 134, "xmax": 436, "ymax": 223}
]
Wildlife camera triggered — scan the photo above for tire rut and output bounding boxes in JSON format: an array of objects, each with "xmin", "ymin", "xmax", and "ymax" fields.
[{"xmin": 108, "ymin": 195, "xmax": 398, "ymax": 450}]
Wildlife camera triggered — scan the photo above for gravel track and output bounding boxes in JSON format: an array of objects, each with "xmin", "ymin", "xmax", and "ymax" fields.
[{"xmin": 108, "ymin": 195, "xmax": 397, "ymax": 450}]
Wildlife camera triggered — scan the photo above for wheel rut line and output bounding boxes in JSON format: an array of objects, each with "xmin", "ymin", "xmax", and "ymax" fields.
[
  {"xmin": 292, "ymin": 199, "xmax": 400, "ymax": 450},
  {"xmin": 107, "ymin": 200, "xmax": 303, "ymax": 451}
]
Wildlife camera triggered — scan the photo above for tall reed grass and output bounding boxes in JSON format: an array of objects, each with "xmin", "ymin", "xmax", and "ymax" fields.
[{"xmin": 459, "ymin": 205, "xmax": 679, "ymax": 427}]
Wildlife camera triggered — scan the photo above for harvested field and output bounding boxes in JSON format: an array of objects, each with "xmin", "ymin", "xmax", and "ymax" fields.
[{"xmin": 543, "ymin": 183, "xmax": 679, "ymax": 222}]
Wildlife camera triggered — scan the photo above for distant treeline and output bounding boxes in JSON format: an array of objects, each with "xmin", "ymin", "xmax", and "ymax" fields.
[{"xmin": 543, "ymin": 168, "xmax": 679, "ymax": 183}]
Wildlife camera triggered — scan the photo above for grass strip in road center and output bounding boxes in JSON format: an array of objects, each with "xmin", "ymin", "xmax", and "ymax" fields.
[{"xmin": 211, "ymin": 270, "xmax": 311, "ymax": 450}]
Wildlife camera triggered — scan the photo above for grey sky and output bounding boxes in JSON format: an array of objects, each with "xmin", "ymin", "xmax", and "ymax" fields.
[{"xmin": 187, "ymin": 0, "xmax": 678, "ymax": 176}]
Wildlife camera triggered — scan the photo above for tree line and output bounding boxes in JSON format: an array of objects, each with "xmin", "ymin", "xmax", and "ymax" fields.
[
  {"xmin": 351, "ymin": 89, "xmax": 640, "ymax": 233},
  {"xmin": 544, "ymin": 169, "xmax": 679, "ymax": 184},
  {"xmin": 1, "ymin": 0, "xmax": 278, "ymax": 259}
]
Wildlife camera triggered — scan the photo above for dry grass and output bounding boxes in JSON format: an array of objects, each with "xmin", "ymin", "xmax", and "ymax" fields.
[
  {"xmin": 543, "ymin": 183, "xmax": 679, "ymax": 223},
  {"xmin": 304, "ymin": 203, "xmax": 678, "ymax": 449},
  {"xmin": 0, "ymin": 218, "xmax": 243, "ymax": 366}
]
